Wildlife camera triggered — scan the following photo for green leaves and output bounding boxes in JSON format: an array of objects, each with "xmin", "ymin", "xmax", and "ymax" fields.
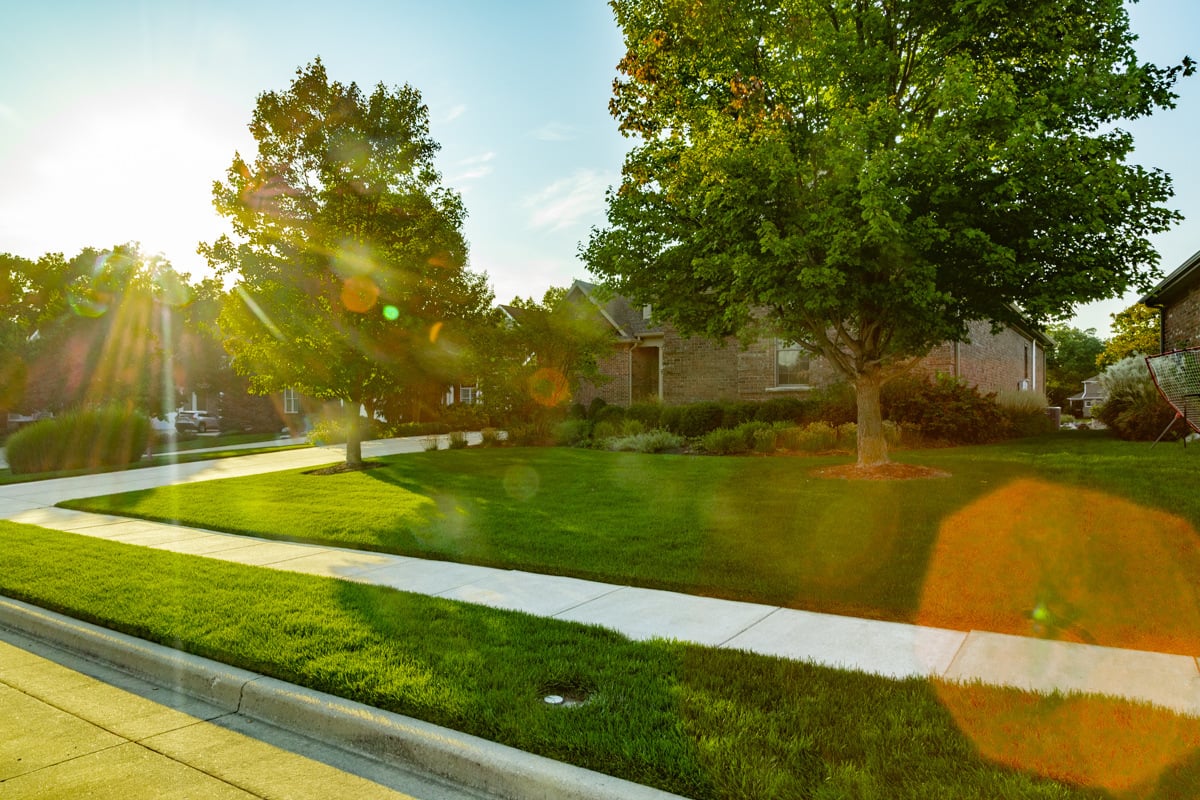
[{"xmin": 207, "ymin": 60, "xmax": 492, "ymax": 461}]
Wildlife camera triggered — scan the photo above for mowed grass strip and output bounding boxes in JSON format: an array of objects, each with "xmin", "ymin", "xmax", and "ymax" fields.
[
  {"xmin": 61, "ymin": 433, "xmax": 1200, "ymax": 654},
  {"xmin": 4, "ymin": 522, "xmax": 1200, "ymax": 799}
]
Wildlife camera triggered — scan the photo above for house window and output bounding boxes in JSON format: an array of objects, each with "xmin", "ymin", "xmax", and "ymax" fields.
[
  {"xmin": 283, "ymin": 387, "xmax": 300, "ymax": 415},
  {"xmin": 776, "ymin": 341, "xmax": 809, "ymax": 386},
  {"xmin": 460, "ymin": 385, "xmax": 478, "ymax": 405}
]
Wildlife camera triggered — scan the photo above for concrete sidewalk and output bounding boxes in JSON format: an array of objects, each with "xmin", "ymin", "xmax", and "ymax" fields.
[{"xmin": 0, "ymin": 623, "xmax": 488, "ymax": 800}]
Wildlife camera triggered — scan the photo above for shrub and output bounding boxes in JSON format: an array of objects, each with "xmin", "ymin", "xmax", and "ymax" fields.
[
  {"xmin": 422, "ymin": 436, "xmax": 440, "ymax": 452},
  {"xmin": 733, "ymin": 420, "xmax": 772, "ymax": 449},
  {"xmin": 388, "ymin": 421, "xmax": 452, "ymax": 438},
  {"xmin": 777, "ymin": 422, "xmax": 838, "ymax": 453},
  {"xmin": 6, "ymin": 405, "xmax": 150, "ymax": 474},
  {"xmin": 753, "ymin": 427, "xmax": 778, "ymax": 453},
  {"xmin": 480, "ymin": 428, "xmax": 502, "ymax": 446},
  {"xmin": 812, "ymin": 383, "xmax": 857, "ymax": 425},
  {"xmin": 448, "ymin": 430, "xmax": 469, "ymax": 449},
  {"xmin": 837, "ymin": 422, "xmax": 857, "ymax": 448},
  {"xmin": 678, "ymin": 401, "xmax": 725, "ymax": 438},
  {"xmin": 884, "ymin": 374, "xmax": 1007, "ymax": 444},
  {"xmin": 553, "ymin": 419, "xmax": 592, "ymax": 446},
  {"xmin": 658, "ymin": 405, "xmax": 684, "ymax": 434},
  {"xmin": 883, "ymin": 420, "xmax": 904, "ymax": 449},
  {"xmin": 626, "ymin": 402, "xmax": 662, "ymax": 429},
  {"xmin": 699, "ymin": 427, "xmax": 749, "ymax": 455},
  {"xmin": 593, "ymin": 404, "xmax": 627, "ymax": 425},
  {"xmin": 586, "ymin": 397, "xmax": 608, "ymax": 419},
  {"xmin": 754, "ymin": 396, "xmax": 812, "ymax": 424},
  {"xmin": 721, "ymin": 401, "xmax": 760, "ymax": 429},
  {"xmin": 606, "ymin": 429, "xmax": 684, "ymax": 453},
  {"xmin": 1094, "ymin": 356, "xmax": 1178, "ymax": 440}
]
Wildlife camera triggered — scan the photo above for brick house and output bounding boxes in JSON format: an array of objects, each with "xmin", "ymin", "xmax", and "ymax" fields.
[
  {"xmin": 1141, "ymin": 248, "xmax": 1200, "ymax": 352},
  {"xmin": 567, "ymin": 280, "xmax": 1051, "ymax": 406}
]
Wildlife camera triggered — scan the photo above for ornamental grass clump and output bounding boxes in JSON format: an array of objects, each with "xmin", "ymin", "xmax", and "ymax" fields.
[
  {"xmin": 777, "ymin": 421, "xmax": 838, "ymax": 453},
  {"xmin": 996, "ymin": 390, "xmax": 1055, "ymax": 438},
  {"xmin": 6, "ymin": 405, "xmax": 150, "ymax": 474},
  {"xmin": 605, "ymin": 429, "xmax": 684, "ymax": 453}
]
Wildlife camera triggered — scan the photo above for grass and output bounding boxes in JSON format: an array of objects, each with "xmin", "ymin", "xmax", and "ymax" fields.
[
  {"xmin": 62, "ymin": 432, "xmax": 1200, "ymax": 656},
  {"xmin": 0, "ymin": 436, "xmax": 309, "ymax": 485},
  {"xmin": 3, "ymin": 521, "xmax": 1200, "ymax": 798}
]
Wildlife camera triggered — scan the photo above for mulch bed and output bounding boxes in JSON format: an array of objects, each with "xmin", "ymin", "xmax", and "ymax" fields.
[
  {"xmin": 812, "ymin": 462, "xmax": 950, "ymax": 481},
  {"xmin": 303, "ymin": 461, "xmax": 387, "ymax": 476}
]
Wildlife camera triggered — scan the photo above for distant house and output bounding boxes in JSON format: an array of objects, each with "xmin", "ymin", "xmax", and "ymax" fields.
[
  {"xmin": 1141, "ymin": 248, "xmax": 1200, "ymax": 352},
  {"xmin": 566, "ymin": 280, "xmax": 1051, "ymax": 406},
  {"xmin": 1067, "ymin": 376, "xmax": 1106, "ymax": 418}
]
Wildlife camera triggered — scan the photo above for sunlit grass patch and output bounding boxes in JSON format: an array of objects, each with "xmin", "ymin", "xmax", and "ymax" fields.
[
  {"xmin": 59, "ymin": 434, "xmax": 1200, "ymax": 654},
  {"xmin": 4, "ymin": 522, "xmax": 1200, "ymax": 798}
]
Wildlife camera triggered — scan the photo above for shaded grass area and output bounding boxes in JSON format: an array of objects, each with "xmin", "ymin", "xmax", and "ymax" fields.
[
  {"xmin": 4, "ymin": 523, "xmax": 1200, "ymax": 798},
  {"xmin": 61, "ymin": 433, "xmax": 1200, "ymax": 655},
  {"xmin": 0, "ymin": 440, "xmax": 309, "ymax": 485}
]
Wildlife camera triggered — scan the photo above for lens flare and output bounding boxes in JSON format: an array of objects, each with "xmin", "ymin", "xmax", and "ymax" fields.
[
  {"xmin": 922, "ymin": 478, "xmax": 1200, "ymax": 792},
  {"xmin": 502, "ymin": 465, "xmax": 540, "ymax": 501},
  {"xmin": 429, "ymin": 321, "xmax": 443, "ymax": 343},
  {"xmin": 382, "ymin": 305, "xmax": 400, "ymax": 321},
  {"xmin": 529, "ymin": 367, "xmax": 569, "ymax": 407},
  {"xmin": 341, "ymin": 275, "xmax": 379, "ymax": 313},
  {"xmin": 68, "ymin": 289, "xmax": 108, "ymax": 318}
]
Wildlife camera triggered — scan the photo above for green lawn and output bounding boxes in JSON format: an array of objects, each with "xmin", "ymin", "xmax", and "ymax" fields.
[
  {"xmin": 3, "ymin": 522, "xmax": 1198, "ymax": 799},
  {"xmin": 62, "ymin": 432, "xmax": 1200, "ymax": 655}
]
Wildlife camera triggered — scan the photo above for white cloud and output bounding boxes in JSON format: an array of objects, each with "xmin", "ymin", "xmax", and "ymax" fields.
[
  {"xmin": 531, "ymin": 121, "xmax": 576, "ymax": 141},
  {"xmin": 441, "ymin": 103, "xmax": 468, "ymax": 123},
  {"xmin": 524, "ymin": 169, "xmax": 611, "ymax": 232},
  {"xmin": 450, "ymin": 151, "xmax": 495, "ymax": 183}
]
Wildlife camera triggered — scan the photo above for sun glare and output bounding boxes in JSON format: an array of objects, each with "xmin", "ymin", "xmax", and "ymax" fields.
[{"xmin": 3, "ymin": 87, "xmax": 242, "ymax": 276}]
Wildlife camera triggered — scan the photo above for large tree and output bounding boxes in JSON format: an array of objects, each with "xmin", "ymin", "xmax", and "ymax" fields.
[
  {"xmin": 204, "ymin": 60, "xmax": 492, "ymax": 465},
  {"xmin": 585, "ymin": 0, "xmax": 1192, "ymax": 467}
]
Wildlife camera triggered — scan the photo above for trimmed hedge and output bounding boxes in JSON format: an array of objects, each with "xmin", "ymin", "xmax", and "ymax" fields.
[{"xmin": 6, "ymin": 406, "xmax": 150, "ymax": 474}]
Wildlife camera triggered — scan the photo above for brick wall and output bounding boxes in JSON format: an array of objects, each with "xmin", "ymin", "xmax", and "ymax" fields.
[
  {"xmin": 576, "ymin": 345, "xmax": 631, "ymax": 406},
  {"xmin": 1164, "ymin": 284, "xmax": 1200, "ymax": 350},
  {"xmin": 911, "ymin": 320, "xmax": 1047, "ymax": 395},
  {"xmin": 577, "ymin": 319, "xmax": 1046, "ymax": 408}
]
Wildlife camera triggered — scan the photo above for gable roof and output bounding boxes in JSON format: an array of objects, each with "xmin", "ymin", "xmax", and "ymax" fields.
[
  {"xmin": 565, "ymin": 280, "xmax": 662, "ymax": 339},
  {"xmin": 1142, "ymin": 248, "xmax": 1200, "ymax": 307}
]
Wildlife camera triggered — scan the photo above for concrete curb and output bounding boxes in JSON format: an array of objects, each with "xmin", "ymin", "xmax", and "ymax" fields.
[{"xmin": 0, "ymin": 595, "xmax": 688, "ymax": 800}]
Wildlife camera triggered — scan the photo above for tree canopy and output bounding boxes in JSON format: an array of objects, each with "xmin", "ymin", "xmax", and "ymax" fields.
[
  {"xmin": 1098, "ymin": 302, "xmax": 1160, "ymax": 368},
  {"xmin": 1, "ymin": 245, "xmax": 195, "ymax": 428},
  {"xmin": 204, "ymin": 59, "xmax": 492, "ymax": 464},
  {"xmin": 1044, "ymin": 323, "xmax": 1105, "ymax": 409},
  {"xmin": 584, "ymin": 0, "xmax": 1192, "ymax": 466}
]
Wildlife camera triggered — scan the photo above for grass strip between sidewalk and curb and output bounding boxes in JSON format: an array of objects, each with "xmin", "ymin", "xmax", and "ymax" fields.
[
  {"xmin": 3, "ymin": 522, "xmax": 1200, "ymax": 798},
  {"xmin": 59, "ymin": 434, "xmax": 1200, "ymax": 656}
]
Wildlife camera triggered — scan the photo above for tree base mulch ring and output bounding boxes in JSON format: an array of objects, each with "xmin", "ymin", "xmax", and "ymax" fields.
[
  {"xmin": 303, "ymin": 461, "xmax": 387, "ymax": 476},
  {"xmin": 813, "ymin": 463, "xmax": 950, "ymax": 481}
]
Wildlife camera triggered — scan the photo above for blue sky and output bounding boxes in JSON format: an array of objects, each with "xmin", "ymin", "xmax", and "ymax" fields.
[{"xmin": 0, "ymin": 1, "xmax": 1195, "ymax": 336}]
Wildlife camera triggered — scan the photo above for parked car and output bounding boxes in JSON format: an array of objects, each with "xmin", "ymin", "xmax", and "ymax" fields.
[{"xmin": 174, "ymin": 410, "xmax": 220, "ymax": 434}]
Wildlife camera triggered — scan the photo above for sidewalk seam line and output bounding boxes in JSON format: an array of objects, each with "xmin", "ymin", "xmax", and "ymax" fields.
[
  {"xmin": 716, "ymin": 606, "xmax": 784, "ymax": 647},
  {"xmin": 940, "ymin": 630, "xmax": 974, "ymax": 679}
]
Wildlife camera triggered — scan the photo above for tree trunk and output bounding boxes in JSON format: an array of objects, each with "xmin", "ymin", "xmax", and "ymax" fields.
[
  {"xmin": 345, "ymin": 403, "xmax": 363, "ymax": 467},
  {"xmin": 855, "ymin": 371, "xmax": 889, "ymax": 467}
]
